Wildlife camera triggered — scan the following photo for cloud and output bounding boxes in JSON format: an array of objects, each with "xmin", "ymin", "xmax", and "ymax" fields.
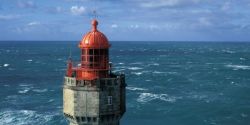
[
  {"xmin": 65, "ymin": 0, "xmax": 88, "ymax": 2},
  {"xmin": 140, "ymin": 0, "xmax": 201, "ymax": 8},
  {"xmin": 55, "ymin": 6, "xmax": 63, "ymax": 13},
  {"xmin": 130, "ymin": 24, "xmax": 139, "ymax": 29},
  {"xmin": 1, "ymin": 0, "xmax": 250, "ymax": 41},
  {"xmin": 149, "ymin": 24, "xmax": 160, "ymax": 30},
  {"xmin": 198, "ymin": 17, "xmax": 212, "ymax": 26},
  {"xmin": 0, "ymin": 15, "xmax": 20, "ymax": 20},
  {"xmin": 46, "ymin": 6, "xmax": 64, "ymax": 14},
  {"xmin": 70, "ymin": 6, "xmax": 86, "ymax": 15},
  {"xmin": 221, "ymin": 2, "xmax": 231, "ymax": 11},
  {"xmin": 28, "ymin": 21, "xmax": 40, "ymax": 26},
  {"xmin": 13, "ymin": 21, "xmax": 44, "ymax": 33},
  {"xmin": 111, "ymin": 24, "xmax": 118, "ymax": 28},
  {"xmin": 17, "ymin": 0, "xmax": 36, "ymax": 9},
  {"xmin": 141, "ymin": 0, "xmax": 180, "ymax": 8}
]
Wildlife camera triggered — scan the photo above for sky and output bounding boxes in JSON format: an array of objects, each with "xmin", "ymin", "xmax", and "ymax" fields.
[{"xmin": 0, "ymin": 0, "xmax": 250, "ymax": 42}]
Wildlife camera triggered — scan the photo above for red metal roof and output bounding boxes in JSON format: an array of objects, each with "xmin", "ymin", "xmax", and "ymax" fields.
[{"xmin": 79, "ymin": 19, "xmax": 110, "ymax": 49}]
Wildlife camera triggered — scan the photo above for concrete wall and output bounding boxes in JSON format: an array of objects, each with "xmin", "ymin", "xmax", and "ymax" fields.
[{"xmin": 63, "ymin": 75, "xmax": 126, "ymax": 125}]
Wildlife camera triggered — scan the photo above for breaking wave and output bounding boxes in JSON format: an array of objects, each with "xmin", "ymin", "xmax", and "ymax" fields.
[
  {"xmin": 128, "ymin": 67, "xmax": 143, "ymax": 70},
  {"xmin": 137, "ymin": 93, "xmax": 180, "ymax": 103},
  {"xmin": 18, "ymin": 89, "xmax": 30, "ymax": 94},
  {"xmin": 33, "ymin": 89, "xmax": 48, "ymax": 93},
  {"xmin": 131, "ymin": 72, "xmax": 143, "ymax": 76},
  {"xmin": 126, "ymin": 86, "xmax": 148, "ymax": 91},
  {"xmin": 3, "ymin": 64, "xmax": 10, "ymax": 67},
  {"xmin": 26, "ymin": 59, "xmax": 33, "ymax": 62},
  {"xmin": 0, "ymin": 110, "xmax": 53, "ymax": 125},
  {"xmin": 225, "ymin": 64, "xmax": 250, "ymax": 70},
  {"xmin": 18, "ymin": 84, "xmax": 33, "ymax": 94}
]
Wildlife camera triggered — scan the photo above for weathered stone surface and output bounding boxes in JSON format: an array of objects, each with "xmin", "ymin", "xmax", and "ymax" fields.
[{"xmin": 63, "ymin": 74, "xmax": 126, "ymax": 125}]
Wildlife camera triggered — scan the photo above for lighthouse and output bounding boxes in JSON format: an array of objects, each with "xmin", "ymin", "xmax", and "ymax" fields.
[{"xmin": 63, "ymin": 19, "xmax": 126, "ymax": 125}]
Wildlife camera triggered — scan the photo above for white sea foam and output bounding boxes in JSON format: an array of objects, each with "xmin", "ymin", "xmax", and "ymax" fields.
[
  {"xmin": 19, "ymin": 83, "xmax": 33, "ymax": 87},
  {"xmin": 131, "ymin": 72, "xmax": 143, "ymax": 76},
  {"xmin": 0, "ymin": 110, "xmax": 53, "ymax": 125},
  {"xmin": 152, "ymin": 71, "xmax": 166, "ymax": 74},
  {"xmin": 33, "ymin": 89, "xmax": 48, "ymax": 93},
  {"xmin": 118, "ymin": 62, "xmax": 124, "ymax": 65},
  {"xmin": 240, "ymin": 58, "xmax": 246, "ymax": 61},
  {"xmin": 48, "ymin": 99, "xmax": 54, "ymax": 103},
  {"xmin": 3, "ymin": 64, "xmax": 9, "ymax": 67},
  {"xmin": 226, "ymin": 64, "xmax": 250, "ymax": 70},
  {"xmin": 126, "ymin": 86, "xmax": 148, "ymax": 91},
  {"xmin": 26, "ymin": 59, "xmax": 33, "ymax": 62},
  {"xmin": 147, "ymin": 63, "xmax": 160, "ymax": 66},
  {"xmin": 130, "ymin": 62, "xmax": 143, "ymax": 65},
  {"xmin": 137, "ymin": 93, "xmax": 180, "ymax": 103},
  {"xmin": 18, "ymin": 84, "xmax": 33, "ymax": 94},
  {"xmin": 18, "ymin": 89, "xmax": 29, "ymax": 94},
  {"xmin": 222, "ymin": 50, "xmax": 235, "ymax": 54},
  {"xmin": 128, "ymin": 67, "xmax": 143, "ymax": 70}
]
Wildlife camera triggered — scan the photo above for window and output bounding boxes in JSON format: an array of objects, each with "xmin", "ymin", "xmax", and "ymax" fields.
[
  {"xmin": 94, "ymin": 56, "xmax": 99, "ymax": 62},
  {"xmin": 89, "ymin": 49, "xmax": 93, "ymax": 55},
  {"xmin": 107, "ymin": 80, "xmax": 112, "ymax": 86},
  {"xmin": 89, "ymin": 56, "xmax": 93, "ymax": 62},
  {"xmin": 108, "ymin": 96, "xmax": 112, "ymax": 105},
  {"xmin": 94, "ymin": 49, "xmax": 99, "ymax": 55},
  {"xmin": 93, "ymin": 117, "xmax": 97, "ymax": 122},
  {"xmin": 87, "ymin": 117, "xmax": 91, "ymax": 122},
  {"xmin": 100, "ymin": 49, "xmax": 104, "ymax": 55},
  {"xmin": 81, "ymin": 117, "xmax": 86, "ymax": 122},
  {"xmin": 100, "ymin": 116, "xmax": 104, "ymax": 122},
  {"xmin": 76, "ymin": 116, "xmax": 80, "ymax": 122}
]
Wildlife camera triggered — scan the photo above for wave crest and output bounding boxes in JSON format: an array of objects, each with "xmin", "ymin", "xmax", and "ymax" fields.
[
  {"xmin": 226, "ymin": 64, "xmax": 250, "ymax": 70},
  {"xmin": 137, "ymin": 93, "xmax": 180, "ymax": 103}
]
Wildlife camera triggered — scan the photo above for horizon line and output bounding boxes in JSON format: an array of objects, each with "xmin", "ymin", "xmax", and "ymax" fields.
[{"xmin": 0, "ymin": 40, "xmax": 250, "ymax": 43}]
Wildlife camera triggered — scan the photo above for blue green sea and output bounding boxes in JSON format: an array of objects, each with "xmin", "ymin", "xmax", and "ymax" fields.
[{"xmin": 0, "ymin": 41, "xmax": 250, "ymax": 125}]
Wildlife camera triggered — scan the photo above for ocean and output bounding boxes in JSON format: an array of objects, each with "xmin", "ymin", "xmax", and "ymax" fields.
[{"xmin": 0, "ymin": 41, "xmax": 250, "ymax": 125}]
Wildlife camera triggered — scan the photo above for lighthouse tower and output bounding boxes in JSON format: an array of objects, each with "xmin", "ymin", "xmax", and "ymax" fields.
[{"xmin": 63, "ymin": 19, "xmax": 126, "ymax": 125}]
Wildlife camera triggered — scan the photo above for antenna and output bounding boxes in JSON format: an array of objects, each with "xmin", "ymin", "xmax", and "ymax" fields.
[
  {"xmin": 69, "ymin": 46, "xmax": 72, "ymax": 60},
  {"xmin": 92, "ymin": 0, "xmax": 98, "ymax": 19},
  {"xmin": 93, "ymin": 10, "xmax": 97, "ymax": 19}
]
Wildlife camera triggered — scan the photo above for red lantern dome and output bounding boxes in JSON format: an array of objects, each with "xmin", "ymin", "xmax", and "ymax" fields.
[
  {"xmin": 66, "ymin": 19, "xmax": 111, "ymax": 80},
  {"xmin": 79, "ymin": 19, "xmax": 110, "ymax": 49}
]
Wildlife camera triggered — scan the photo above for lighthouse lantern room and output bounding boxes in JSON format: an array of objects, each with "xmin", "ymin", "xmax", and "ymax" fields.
[{"xmin": 63, "ymin": 19, "xmax": 126, "ymax": 125}]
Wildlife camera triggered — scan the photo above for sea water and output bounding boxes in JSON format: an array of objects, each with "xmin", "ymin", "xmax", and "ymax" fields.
[{"xmin": 0, "ymin": 41, "xmax": 250, "ymax": 125}]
